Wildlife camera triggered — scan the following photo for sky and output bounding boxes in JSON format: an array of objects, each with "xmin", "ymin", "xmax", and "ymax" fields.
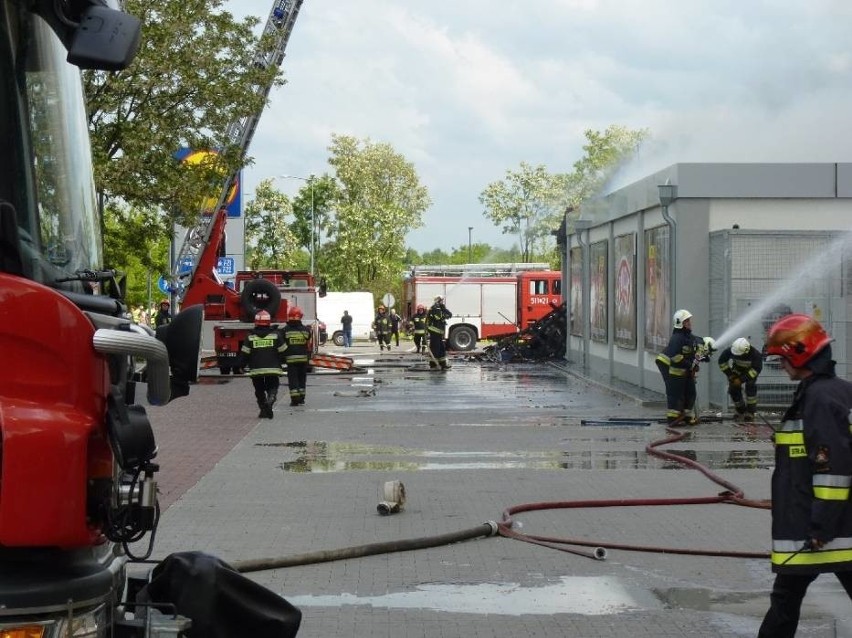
[{"xmin": 227, "ymin": 0, "xmax": 852, "ymax": 253}]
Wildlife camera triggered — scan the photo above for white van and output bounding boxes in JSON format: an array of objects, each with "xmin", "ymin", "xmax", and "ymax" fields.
[{"xmin": 317, "ymin": 291, "xmax": 376, "ymax": 346}]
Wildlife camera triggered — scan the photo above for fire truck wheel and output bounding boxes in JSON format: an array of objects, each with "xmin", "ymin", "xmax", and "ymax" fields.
[
  {"xmin": 332, "ymin": 331, "xmax": 345, "ymax": 347},
  {"xmin": 448, "ymin": 326, "xmax": 477, "ymax": 351},
  {"xmin": 240, "ymin": 278, "xmax": 281, "ymax": 319}
]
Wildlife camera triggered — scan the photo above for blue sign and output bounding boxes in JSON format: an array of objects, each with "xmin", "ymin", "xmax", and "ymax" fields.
[
  {"xmin": 157, "ymin": 276, "xmax": 171, "ymax": 295},
  {"xmin": 217, "ymin": 257, "xmax": 235, "ymax": 275},
  {"xmin": 177, "ymin": 257, "xmax": 194, "ymax": 274}
]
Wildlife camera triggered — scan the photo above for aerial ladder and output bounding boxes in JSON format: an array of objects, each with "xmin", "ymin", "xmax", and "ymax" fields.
[{"xmin": 170, "ymin": 0, "xmax": 304, "ymax": 299}]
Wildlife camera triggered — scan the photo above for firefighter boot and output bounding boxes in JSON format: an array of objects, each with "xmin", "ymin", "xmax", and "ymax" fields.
[
  {"xmin": 268, "ymin": 390, "xmax": 277, "ymax": 409},
  {"xmin": 257, "ymin": 399, "xmax": 269, "ymax": 419},
  {"xmin": 733, "ymin": 405, "xmax": 746, "ymax": 422},
  {"xmin": 744, "ymin": 408, "xmax": 755, "ymax": 423}
]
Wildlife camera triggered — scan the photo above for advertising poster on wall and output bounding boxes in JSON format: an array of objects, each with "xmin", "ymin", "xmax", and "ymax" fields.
[
  {"xmin": 590, "ymin": 241, "xmax": 608, "ymax": 342},
  {"xmin": 644, "ymin": 226, "xmax": 671, "ymax": 352},
  {"xmin": 570, "ymin": 246, "xmax": 583, "ymax": 336},
  {"xmin": 614, "ymin": 233, "xmax": 636, "ymax": 349}
]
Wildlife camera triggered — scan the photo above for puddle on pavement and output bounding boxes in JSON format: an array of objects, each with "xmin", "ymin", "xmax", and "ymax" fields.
[
  {"xmin": 284, "ymin": 576, "xmax": 664, "ymax": 615},
  {"xmin": 260, "ymin": 441, "xmax": 774, "ymax": 473}
]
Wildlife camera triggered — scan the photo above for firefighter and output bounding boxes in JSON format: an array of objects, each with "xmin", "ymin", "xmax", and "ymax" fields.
[
  {"xmin": 758, "ymin": 314, "xmax": 852, "ymax": 637},
  {"xmin": 411, "ymin": 304, "xmax": 428, "ymax": 354},
  {"xmin": 426, "ymin": 296, "xmax": 452, "ymax": 370},
  {"xmin": 655, "ymin": 309, "xmax": 716, "ymax": 425},
  {"xmin": 373, "ymin": 305, "xmax": 392, "ymax": 351},
  {"xmin": 281, "ymin": 306, "xmax": 313, "ymax": 406},
  {"xmin": 154, "ymin": 299, "xmax": 172, "ymax": 328},
  {"xmin": 389, "ymin": 307, "xmax": 402, "ymax": 347},
  {"xmin": 240, "ymin": 310, "xmax": 286, "ymax": 419},
  {"xmin": 717, "ymin": 337, "xmax": 763, "ymax": 422}
]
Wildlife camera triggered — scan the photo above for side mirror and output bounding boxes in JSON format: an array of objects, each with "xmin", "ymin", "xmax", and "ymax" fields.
[
  {"xmin": 67, "ymin": 5, "xmax": 141, "ymax": 71},
  {"xmin": 156, "ymin": 304, "xmax": 203, "ymax": 401}
]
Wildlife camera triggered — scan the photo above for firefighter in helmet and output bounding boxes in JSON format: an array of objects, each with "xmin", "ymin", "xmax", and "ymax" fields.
[
  {"xmin": 717, "ymin": 337, "xmax": 763, "ymax": 422},
  {"xmin": 757, "ymin": 314, "xmax": 852, "ymax": 636},
  {"xmin": 281, "ymin": 306, "xmax": 313, "ymax": 406},
  {"xmin": 240, "ymin": 310, "xmax": 286, "ymax": 419},
  {"xmin": 373, "ymin": 305, "xmax": 392, "ymax": 351},
  {"xmin": 655, "ymin": 309, "xmax": 716, "ymax": 425},
  {"xmin": 411, "ymin": 304, "xmax": 428, "ymax": 354},
  {"xmin": 426, "ymin": 295, "xmax": 452, "ymax": 370},
  {"xmin": 154, "ymin": 298, "xmax": 172, "ymax": 328}
]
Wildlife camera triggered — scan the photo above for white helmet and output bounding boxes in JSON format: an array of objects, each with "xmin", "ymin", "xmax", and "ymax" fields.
[
  {"xmin": 731, "ymin": 337, "xmax": 750, "ymax": 356},
  {"xmin": 703, "ymin": 336, "xmax": 717, "ymax": 352},
  {"xmin": 673, "ymin": 309, "xmax": 693, "ymax": 330}
]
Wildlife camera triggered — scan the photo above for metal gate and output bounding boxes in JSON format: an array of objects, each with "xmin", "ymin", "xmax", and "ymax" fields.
[{"xmin": 708, "ymin": 230, "xmax": 849, "ymax": 409}]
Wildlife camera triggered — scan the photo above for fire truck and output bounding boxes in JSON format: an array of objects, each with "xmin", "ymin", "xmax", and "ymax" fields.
[
  {"xmin": 403, "ymin": 263, "xmax": 563, "ymax": 351},
  {"xmin": 0, "ymin": 0, "xmax": 302, "ymax": 634},
  {"xmin": 164, "ymin": 0, "xmax": 346, "ymax": 375}
]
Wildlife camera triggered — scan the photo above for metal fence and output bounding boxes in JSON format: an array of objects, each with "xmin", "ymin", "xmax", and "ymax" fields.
[{"xmin": 708, "ymin": 230, "xmax": 849, "ymax": 409}]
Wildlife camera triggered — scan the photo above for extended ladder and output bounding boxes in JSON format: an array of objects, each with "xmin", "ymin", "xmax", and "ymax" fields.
[{"xmin": 171, "ymin": 0, "xmax": 304, "ymax": 299}]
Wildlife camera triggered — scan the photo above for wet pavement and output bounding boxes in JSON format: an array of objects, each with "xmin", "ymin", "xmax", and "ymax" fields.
[{"xmin": 139, "ymin": 342, "xmax": 851, "ymax": 637}]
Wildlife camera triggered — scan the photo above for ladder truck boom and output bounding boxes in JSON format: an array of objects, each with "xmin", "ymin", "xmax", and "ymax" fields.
[{"xmin": 171, "ymin": 0, "xmax": 304, "ymax": 299}]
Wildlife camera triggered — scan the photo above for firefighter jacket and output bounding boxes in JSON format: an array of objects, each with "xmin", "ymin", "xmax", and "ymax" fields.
[
  {"xmin": 770, "ymin": 353, "xmax": 852, "ymax": 574},
  {"xmin": 718, "ymin": 347, "xmax": 763, "ymax": 382},
  {"xmin": 411, "ymin": 313, "xmax": 427, "ymax": 336},
  {"xmin": 240, "ymin": 327, "xmax": 286, "ymax": 377},
  {"xmin": 426, "ymin": 303, "xmax": 452, "ymax": 335},
  {"xmin": 281, "ymin": 321, "xmax": 312, "ymax": 364},
  {"xmin": 655, "ymin": 328, "xmax": 705, "ymax": 378},
  {"xmin": 373, "ymin": 312, "xmax": 391, "ymax": 336}
]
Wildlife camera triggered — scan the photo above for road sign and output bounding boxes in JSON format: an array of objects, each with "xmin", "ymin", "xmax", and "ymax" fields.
[
  {"xmin": 177, "ymin": 257, "xmax": 193, "ymax": 274},
  {"xmin": 157, "ymin": 276, "xmax": 171, "ymax": 295},
  {"xmin": 217, "ymin": 257, "xmax": 235, "ymax": 275},
  {"xmin": 382, "ymin": 293, "xmax": 395, "ymax": 308}
]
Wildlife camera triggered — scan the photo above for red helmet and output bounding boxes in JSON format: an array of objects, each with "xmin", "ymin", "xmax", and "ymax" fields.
[
  {"xmin": 254, "ymin": 310, "xmax": 271, "ymax": 327},
  {"xmin": 287, "ymin": 306, "xmax": 304, "ymax": 321},
  {"xmin": 160, "ymin": 299, "xmax": 170, "ymax": 306},
  {"xmin": 765, "ymin": 313, "xmax": 832, "ymax": 368},
  {"xmin": 416, "ymin": 304, "xmax": 425, "ymax": 312}
]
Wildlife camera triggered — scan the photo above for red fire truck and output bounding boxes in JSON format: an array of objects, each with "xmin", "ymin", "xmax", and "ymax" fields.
[
  {"xmin": 403, "ymin": 263, "xmax": 562, "ymax": 351},
  {"xmin": 179, "ymin": 209, "xmax": 329, "ymax": 374}
]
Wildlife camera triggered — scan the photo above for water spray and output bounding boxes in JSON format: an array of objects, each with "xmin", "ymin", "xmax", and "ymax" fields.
[{"xmin": 713, "ymin": 231, "xmax": 852, "ymax": 349}]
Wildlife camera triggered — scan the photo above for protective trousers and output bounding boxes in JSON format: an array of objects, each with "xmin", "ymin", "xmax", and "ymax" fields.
[
  {"xmin": 728, "ymin": 378, "xmax": 758, "ymax": 414},
  {"xmin": 758, "ymin": 571, "xmax": 852, "ymax": 637},
  {"xmin": 656, "ymin": 362, "xmax": 696, "ymax": 422},
  {"xmin": 286, "ymin": 362, "xmax": 308, "ymax": 405}
]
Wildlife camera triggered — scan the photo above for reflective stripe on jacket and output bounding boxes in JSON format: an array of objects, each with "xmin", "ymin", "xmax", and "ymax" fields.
[{"xmin": 770, "ymin": 373, "xmax": 852, "ymax": 573}]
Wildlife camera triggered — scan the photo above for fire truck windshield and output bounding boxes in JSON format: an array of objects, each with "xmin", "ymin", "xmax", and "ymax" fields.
[{"xmin": 0, "ymin": 2, "xmax": 102, "ymax": 287}]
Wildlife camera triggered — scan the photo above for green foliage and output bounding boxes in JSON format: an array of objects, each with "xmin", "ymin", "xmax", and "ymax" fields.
[
  {"xmin": 320, "ymin": 134, "xmax": 430, "ymax": 293},
  {"xmin": 84, "ymin": 0, "xmax": 281, "ymax": 270},
  {"xmin": 479, "ymin": 162, "xmax": 567, "ymax": 263},
  {"xmin": 245, "ymin": 179, "xmax": 301, "ymax": 269},
  {"xmin": 478, "ymin": 125, "xmax": 648, "ymax": 262}
]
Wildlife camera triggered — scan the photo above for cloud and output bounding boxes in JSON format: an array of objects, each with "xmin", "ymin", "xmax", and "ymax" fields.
[{"xmin": 230, "ymin": 0, "xmax": 852, "ymax": 251}]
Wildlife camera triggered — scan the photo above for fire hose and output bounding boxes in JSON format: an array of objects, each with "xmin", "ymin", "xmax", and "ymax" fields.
[{"xmin": 147, "ymin": 422, "xmax": 773, "ymax": 573}]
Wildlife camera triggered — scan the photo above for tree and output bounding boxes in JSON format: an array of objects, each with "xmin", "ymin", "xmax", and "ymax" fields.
[
  {"xmin": 84, "ymin": 0, "xmax": 283, "ymax": 265},
  {"xmin": 479, "ymin": 162, "xmax": 566, "ymax": 263},
  {"xmin": 478, "ymin": 125, "xmax": 647, "ymax": 262},
  {"xmin": 244, "ymin": 179, "xmax": 300, "ymax": 270},
  {"xmin": 322, "ymin": 135, "xmax": 430, "ymax": 291},
  {"xmin": 564, "ymin": 125, "xmax": 648, "ymax": 224}
]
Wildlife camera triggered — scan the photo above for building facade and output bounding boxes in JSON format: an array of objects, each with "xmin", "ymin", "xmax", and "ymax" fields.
[{"xmin": 562, "ymin": 163, "xmax": 852, "ymax": 410}]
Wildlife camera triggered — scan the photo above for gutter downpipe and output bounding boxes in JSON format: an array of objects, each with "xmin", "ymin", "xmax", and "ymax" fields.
[
  {"xmin": 575, "ymin": 219, "xmax": 593, "ymax": 370},
  {"xmin": 658, "ymin": 183, "xmax": 678, "ymax": 312}
]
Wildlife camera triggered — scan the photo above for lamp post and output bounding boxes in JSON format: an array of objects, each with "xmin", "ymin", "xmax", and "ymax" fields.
[
  {"xmin": 658, "ymin": 182, "xmax": 678, "ymax": 313},
  {"xmin": 278, "ymin": 174, "xmax": 316, "ymax": 276},
  {"xmin": 467, "ymin": 226, "xmax": 473, "ymax": 263}
]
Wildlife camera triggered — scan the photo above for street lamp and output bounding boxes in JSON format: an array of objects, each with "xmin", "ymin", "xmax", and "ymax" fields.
[
  {"xmin": 278, "ymin": 174, "xmax": 316, "ymax": 276},
  {"xmin": 468, "ymin": 226, "xmax": 473, "ymax": 263}
]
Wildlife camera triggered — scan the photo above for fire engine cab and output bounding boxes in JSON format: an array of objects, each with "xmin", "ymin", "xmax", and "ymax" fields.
[{"xmin": 403, "ymin": 263, "xmax": 562, "ymax": 351}]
